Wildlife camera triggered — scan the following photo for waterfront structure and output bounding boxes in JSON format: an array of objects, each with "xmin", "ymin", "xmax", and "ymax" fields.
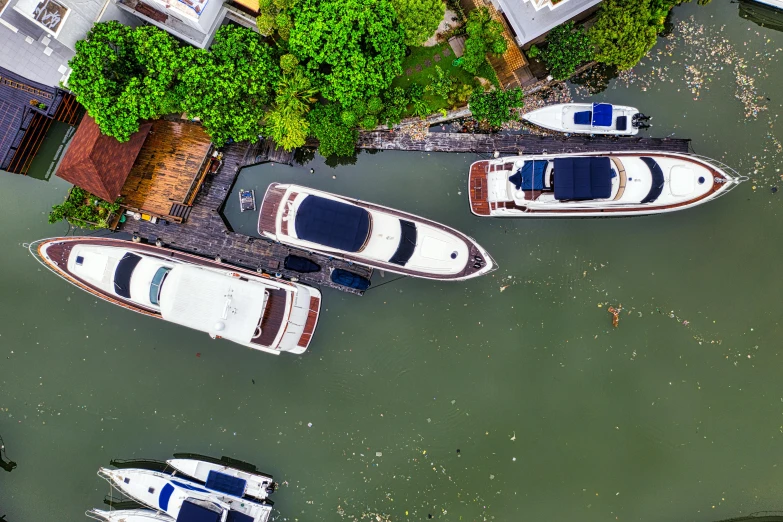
[
  {"xmin": 490, "ymin": 0, "xmax": 603, "ymax": 47},
  {"xmin": 56, "ymin": 116, "xmax": 213, "ymax": 223}
]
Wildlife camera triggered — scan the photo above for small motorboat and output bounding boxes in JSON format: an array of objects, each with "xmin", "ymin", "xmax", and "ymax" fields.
[
  {"xmin": 522, "ymin": 103, "xmax": 649, "ymax": 135},
  {"xmin": 87, "ymin": 509, "xmax": 173, "ymax": 522},
  {"xmin": 258, "ymin": 183, "xmax": 496, "ymax": 281},
  {"xmin": 98, "ymin": 467, "xmax": 273, "ymax": 522},
  {"xmin": 30, "ymin": 237, "xmax": 321, "ymax": 355},
  {"xmin": 468, "ymin": 152, "xmax": 746, "ymax": 217},
  {"xmin": 167, "ymin": 457, "xmax": 275, "ymax": 500},
  {"xmin": 239, "ymin": 189, "xmax": 256, "ymax": 212}
]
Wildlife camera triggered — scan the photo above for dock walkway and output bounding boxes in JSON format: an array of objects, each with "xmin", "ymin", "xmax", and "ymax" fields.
[{"xmin": 119, "ymin": 140, "xmax": 373, "ymax": 295}]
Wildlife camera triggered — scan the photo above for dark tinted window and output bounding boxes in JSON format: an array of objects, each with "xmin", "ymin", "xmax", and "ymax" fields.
[
  {"xmin": 113, "ymin": 253, "xmax": 142, "ymax": 298},
  {"xmin": 389, "ymin": 220, "xmax": 417, "ymax": 266}
]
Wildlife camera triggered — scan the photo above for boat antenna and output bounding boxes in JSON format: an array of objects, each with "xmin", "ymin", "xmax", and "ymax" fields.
[{"xmin": 0, "ymin": 433, "xmax": 17, "ymax": 472}]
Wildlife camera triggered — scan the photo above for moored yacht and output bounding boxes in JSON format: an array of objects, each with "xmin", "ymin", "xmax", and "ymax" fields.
[
  {"xmin": 31, "ymin": 237, "xmax": 321, "ymax": 355},
  {"xmin": 468, "ymin": 152, "xmax": 746, "ymax": 217},
  {"xmin": 98, "ymin": 467, "xmax": 272, "ymax": 522},
  {"xmin": 167, "ymin": 457, "xmax": 275, "ymax": 500},
  {"xmin": 522, "ymin": 103, "xmax": 649, "ymax": 135},
  {"xmin": 258, "ymin": 183, "xmax": 496, "ymax": 281}
]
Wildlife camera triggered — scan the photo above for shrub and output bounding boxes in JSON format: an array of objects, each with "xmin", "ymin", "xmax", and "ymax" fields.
[
  {"xmin": 461, "ymin": 8, "xmax": 506, "ymax": 74},
  {"xmin": 475, "ymin": 59, "xmax": 500, "ymax": 88},
  {"xmin": 389, "ymin": 0, "xmax": 445, "ymax": 46},
  {"xmin": 538, "ymin": 21, "xmax": 594, "ymax": 80},
  {"xmin": 360, "ymin": 114, "xmax": 379, "ymax": 130},
  {"xmin": 280, "ymin": 53, "xmax": 299, "ymax": 74},
  {"xmin": 308, "ymin": 103, "xmax": 358, "ymax": 157},
  {"xmin": 446, "ymin": 83, "xmax": 472, "ymax": 109},
  {"xmin": 48, "ymin": 187, "xmax": 122, "ymax": 230},
  {"xmin": 468, "ymin": 86, "xmax": 523, "ymax": 128},
  {"xmin": 367, "ymin": 96, "xmax": 384, "ymax": 115},
  {"xmin": 341, "ymin": 110, "xmax": 358, "ymax": 127},
  {"xmin": 526, "ymin": 44, "xmax": 540, "ymax": 59},
  {"xmin": 425, "ymin": 65, "xmax": 453, "ymax": 98},
  {"xmin": 380, "ymin": 86, "xmax": 408, "ymax": 127}
]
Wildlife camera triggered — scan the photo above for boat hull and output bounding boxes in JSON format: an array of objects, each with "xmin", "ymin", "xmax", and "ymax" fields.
[
  {"xmin": 523, "ymin": 103, "xmax": 640, "ymax": 135},
  {"xmin": 257, "ymin": 183, "xmax": 496, "ymax": 281},
  {"xmin": 31, "ymin": 237, "xmax": 321, "ymax": 355},
  {"xmin": 468, "ymin": 151, "xmax": 743, "ymax": 217}
]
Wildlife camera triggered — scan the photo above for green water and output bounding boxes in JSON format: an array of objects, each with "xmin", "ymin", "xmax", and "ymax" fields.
[{"xmin": 3, "ymin": 2, "xmax": 783, "ymax": 521}]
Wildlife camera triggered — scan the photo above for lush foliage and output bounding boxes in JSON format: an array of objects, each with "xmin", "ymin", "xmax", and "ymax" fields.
[
  {"xmin": 265, "ymin": 69, "xmax": 318, "ymax": 150},
  {"xmin": 468, "ymin": 86, "xmax": 523, "ymax": 128},
  {"xmin": 289, "ymin": 0, "xmax": 406, "ymax": 106},
  {"xmin": 257, "ymin": 0, "xmax": 300, "ymax": 39},
  {"xmin": 380, "ymin": 86, "xmax": 409, "ymax": 127},
  {"xmin": 48, "ymin": 187, "xmax": 122, "ymax": 230},
  {"xmin": 390, "ymin": 0, "xmax": 445, "ymax": 46},
  {"xmin": 537, "ymin": 21, "xmax": 593, "ymax": 80},
  {"xmin": 425, "ymin": 65, "xmax": 453, "ymax": 98},
  {"xmin": 308, "ymin": 103, "xmax": 358, "ymax": 157},
  {"xmin": 461, "ymin": 8, "xmax": 506, "ymax": 74},
  {"xmin": 68, "ymin": 22, "xmax": 183, "ymax": 142},
  {"xmin": 280, "ymin": 53, "xmax": 299, "ymax": 74},
  {"xmin": 475, "ymin": 59, "xmax": 500, "ymax": 88}
]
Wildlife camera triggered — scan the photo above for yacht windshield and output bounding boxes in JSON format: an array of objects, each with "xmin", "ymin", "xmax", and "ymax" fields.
[
  {"xmin": 640, "ymin": 157, "xmax": 665, "ymax": 203},
  {"xmin": 149, "ymin": 267, "xmax": 171, "ymax": 306},
  {"xmin": 389, "ymin": 220, "xmax": 417, "ymax": 266},
  {"xmin": 113, "ymin": 253, "xmax": 142, "ymax": 298}
]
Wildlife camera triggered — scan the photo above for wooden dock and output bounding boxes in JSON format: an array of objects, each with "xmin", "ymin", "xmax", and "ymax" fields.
[
  {"xmin": 354, "ymin": 131, "xmax": 691, "ymax": 155},
  {"xmin": 118, "ymin": 140, "xmax": 373, "ymax": 295}
]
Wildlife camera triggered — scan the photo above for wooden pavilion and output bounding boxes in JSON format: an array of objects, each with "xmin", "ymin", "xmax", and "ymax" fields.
[{"xmin": 56, "ymin": 116, "xmax": 213, "ymax": 224}]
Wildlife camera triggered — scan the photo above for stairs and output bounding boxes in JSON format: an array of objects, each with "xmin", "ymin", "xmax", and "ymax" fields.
[{"xmin": 168, "ymin": 203, "xmax": 192, "ymax": 222}]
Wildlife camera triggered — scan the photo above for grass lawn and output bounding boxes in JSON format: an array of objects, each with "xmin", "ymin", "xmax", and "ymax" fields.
[{"xmin": 391, "ymin": 42, "xmax": 478, "ymax": 113}]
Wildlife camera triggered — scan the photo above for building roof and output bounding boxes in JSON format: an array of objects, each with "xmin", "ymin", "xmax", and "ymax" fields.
[
  {"xmin": 495, "ymin": 0, "xmax": 602, "ymax": 46},
  {"xmin": 56, "ymin": 115, "xmax": 152, "ymax": 201}
]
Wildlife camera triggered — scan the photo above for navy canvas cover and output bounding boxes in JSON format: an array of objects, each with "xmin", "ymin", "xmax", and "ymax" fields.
[
  {"xmin": 206, "ymin": 470, "xmax": 246, "ymax": 497},
  {"xmin": 592, "ymin": 103, "xmax": 613, "ymax": 127},
  {"xmin": 615, "ymin": 115, "xmax": 627, "ymax": 131},
  {"xmin": 284, "ymin": 255, "xmax": 321, "ymax": 273},
  {"xmin": 113, "ymin": 252, "xmax": 142, "ymax": 298},
  {"xmin": 553, "ymin": 157, "xmax": 613, "ymax": 200},
  {"xmin": 331, "ymin": 269, "xmax": 371, "ymax": 291},
  {"xmin": 226, "ymin": 511, "xmax": 255, "ymax": 522},
  {"xmin": 294, "ymin": 196, "xmax": 370, "ymax": 252},
  {"xmin": 176, "ymin": 501, "xmax": 221, "ymax": 522},
  {"xmin": 508, "ymin": 161, "xmax": 546, "ymax": 190},
  {"xmin": 573, "ymin": 111, "xmax": 591, "ymax": 125}
]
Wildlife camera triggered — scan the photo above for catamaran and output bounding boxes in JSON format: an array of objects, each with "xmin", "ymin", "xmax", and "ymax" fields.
[
  {"xmin": 30, "ymin": 237, "xmax": 321, "ymax": 355},
  {"xmin": 468, "ymin": 151, "xmax": 746, "ymax": 217},
  {"xmin": 522, "ymin": 103, "xmax": 650, "ymax": 135},
  {"xmin": 258, "ymin": 183, "xmax": 496, "ymax": 281}
]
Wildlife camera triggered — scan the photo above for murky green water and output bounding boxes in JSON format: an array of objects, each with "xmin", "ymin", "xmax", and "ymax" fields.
[{"xmin": 3, "ymin": 2, "xmax": 783, "ymax": 521}]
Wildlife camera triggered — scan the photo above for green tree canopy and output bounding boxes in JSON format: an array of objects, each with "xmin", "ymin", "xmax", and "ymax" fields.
[
  {"xmin": 265, "ymin": 69, "xmax": 318, "ymax": 151},
  {"xmin": 308, "ymin": 103, "xmax": 358, "ymax": 157},
  {"xmin": 180, "ymin": 25, "xmax": 279, "ymax": 146},
  {"xmin": 289, "ymin": 0, "xmax": 406, "ymax": 106},
  {"xmin": 461, "ymin": 7, "xmax": 507, "ymax": 74},
  {"xmin": 538, "ymin": 21, "xmax": 593, "ymax": 80},
  {"xmin": 390, "ymin": 0, "xmax": 445, "ymax": 46},
  {"xmin": 589, "ymin": 0, "xmax": 669, "ymax": 70},
  {"xmin": 468, "ymin": 86, "xmax": 523, "ymax": 128},
  {"xmin": 67, "ymin": 22, "xmax": 183, "ymax": 142}
]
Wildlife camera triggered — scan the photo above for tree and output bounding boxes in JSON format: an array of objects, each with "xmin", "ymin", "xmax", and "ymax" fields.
[
  {"xmin": 468, "ymin": 86, "xmax": 523, "ymax": 128},
  {"xmin": 538, "ymin": 21, "xmax": 593, "ymax": 80},
  {"xmin": 390, "ymin": 0, "xmax": 445, "ymax": 46},
  {"xmin": 265, "ymin": 68, "xmax": 318, "ymax": 150},
  {"xmin": 461, "ymin": 7, "xmax": 507, "ymax": 74},
  {"xmin": 289, "ymin": 0, "xmax": 406, "ymax": 106},
  {"xmin": 180, "ymin": 25, "xmax": 279, "ymax": 146},
  {"xmin": 68, "ymin": 22, "xmax": 184, "ymax": 141},
  {"xmin": 425, "ymin": 65, "xmax": 454, "ymax": 98},
  {"xmin": 257, "ymin": 0, "xmax": 300, "ymax": 39},
  {"xmin": 589, "ymin": 0, "xmax": 666, "ymax": 70},
  {"xmin": 380, "ymin": 86, "xmax": 408, "ymax": 127},
  {"xmin": 308, "ymin": 103, "xmax": 358, "ymax": 157}
]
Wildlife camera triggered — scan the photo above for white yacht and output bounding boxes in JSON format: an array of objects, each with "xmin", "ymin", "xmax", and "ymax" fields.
[
  {"xmin": 522, "ymin": 103, "xmax": 647, "ymax": 135},
  {"xmin": 258, "ymin": 183, "xmax": 496, "ymax": 281},
  {"xmin": 31, "ymin": 237, "xmax": 321, "ymax": 355},
  {"xmin": 98, "ymin": 467, "xmax": 272, "ymax": 522},
  {"xmin": 167, "ymin": 458, "xmax": 275, "ymax": 501},
  {"xmin": 468, "ymin": 152, "xmax": 746, "ymax": 217}
]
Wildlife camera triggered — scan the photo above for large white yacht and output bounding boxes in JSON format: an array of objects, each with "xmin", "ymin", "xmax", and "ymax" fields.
[
  {"xmin": 468, "ymin": 152, "xmax": 746, "ymax": 217},
  {"xmin": 258, "ymin": 183, "xmax": 496, "ymax": 281},
  {"xmin": 31, "ymin": 237, "xmax": 321, "ymax": 355}
]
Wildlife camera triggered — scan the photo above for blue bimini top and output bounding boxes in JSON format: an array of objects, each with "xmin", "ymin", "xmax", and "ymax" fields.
[
  {"xmin": 509, "ymin": 160, "xmax": 547, "ymax": 190},
  {"xmin": 294, "ymin": 195, "xmax": 371, "ymax": 252},
  {"xmin": 176, "ymin": 500, "xmax": 222, "ymax": 522},
  {"xmin": 591, "ymin": 103, "xmax": 613, "ymax": 127},
  {"xmin": 553, "ymin": 157, "xmax": 613, "ymax": 200}
]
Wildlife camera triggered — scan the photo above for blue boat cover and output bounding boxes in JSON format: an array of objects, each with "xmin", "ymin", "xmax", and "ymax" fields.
[
  {"xmin": 206, "ymin": 470, "xmax": 246, "ymax": 497},
  {"xmin": 331, "ymin": 269, "xmax": 371, "ymax": 291},
  {"xmin": 573, "ymin": 111, "xmax": 591, "ymax": 125},
  {"xmin": 554, "ymin": 157, "xmax": 613, "ymax": 200},
  {"xmin": 509, "ymin": 161, "xmax": 547, "ymax": 190},
  {"xmin": 295, "ymin": 196, "xmax": 370, "ymax": 253},
  {"xmin": 159, "ymin": 483, "xmax": 175, "ymax": 511},
  {"xmin": 226, "ymin": 511, "xmax": 255, "ymax": 522},
  {"xmin": 284, "ymin": 255, "xmax": 321, "ymax": 273},
  {"xmin": 615, "ymin": 115, "xmax": 627, "ymax": 131},
  {"xmin": 176, "ymin": 501, "xmax": 221, "ymax": 522},
  {"xmin": 592, "ymin": 103, "xmax": 613, "ymax": 127}
]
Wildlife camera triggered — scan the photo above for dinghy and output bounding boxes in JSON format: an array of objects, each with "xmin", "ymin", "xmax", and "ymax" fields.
[
  {"xmin": 167, "ymin": 457, "xmax": 275, "ymax": 500},
  {"xmin": 522, "ymin": 103, "xmax": 648, "ymax": 135},
  {"xmin": 468, "ymin": 152, "xmax": 746, "ymax": 217},
  {"xmin": 258, "ymin": 183, "xmax": 496, "ymax": 281},
  {"xmin": 239, "ymin": 189, "xmax": 256, "ymax": 212},
  {"xmin": 30, "ymin": 237, "xmax": 321, "ymax": 355},
  {"xmin": 98, "ymin": 467, "xmax": 273, "ymax": 522}
]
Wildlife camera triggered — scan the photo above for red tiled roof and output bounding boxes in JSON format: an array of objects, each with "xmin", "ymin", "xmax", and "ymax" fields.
[{"xmin": 56, "ymin": 115, "xmax": 152, "ymax": 202}]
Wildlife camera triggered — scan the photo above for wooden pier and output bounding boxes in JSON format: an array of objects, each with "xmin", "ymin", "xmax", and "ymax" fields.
[
  {"xmin": 118, "ymin": 140, "xmax": 373, "ymax": 295},
  {"xmin": 353, "ymin": 131, "xmax": 691, "ymax": 155}
]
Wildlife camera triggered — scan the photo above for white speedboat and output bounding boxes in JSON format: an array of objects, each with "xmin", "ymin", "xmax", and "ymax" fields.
[
  {"xmin": 167, "ymin": 457, "xmax": 275, "ymax": 500},
  {"xmin": 87, "ymin": 509, "xmax": 174, "ymax": 522},
  {"xmin": 258, "ymin": 183, "xmax": 496, "ymax": 281},
  {"xmin": 98, "ymin": 467, "xmax": 273, "ymax": 522},
  {"xmin": 522, "ymin": 103, "xmax": 647, "ymax": 135},
  {"xmin": 31, "ymin": 237, "xmax": 321, "ymax": 355},
  {"xmin": 468, "ymin": 152, "xmax": 746, "ymax": 217}
]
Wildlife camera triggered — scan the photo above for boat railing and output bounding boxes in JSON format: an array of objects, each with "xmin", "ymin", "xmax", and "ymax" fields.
[
  {"xmin": 687, "ymin": 153, "xmax": 749, "ymax": 182},
  {"xmin": 85, "ymin": 510, "xmax": 109, "ymax": 522}
]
